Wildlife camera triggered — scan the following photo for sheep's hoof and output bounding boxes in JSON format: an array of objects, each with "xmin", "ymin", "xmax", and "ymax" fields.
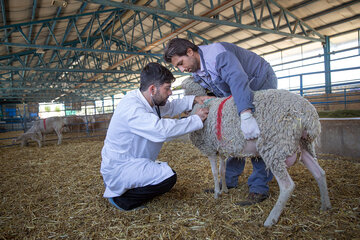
[
  {"xmin": 320, "ymin": 204, "xmax": 331, "ymax": 211},
  {"xmin": 264, "ymin": 218, "xmax": 276, "ymax": 227}
]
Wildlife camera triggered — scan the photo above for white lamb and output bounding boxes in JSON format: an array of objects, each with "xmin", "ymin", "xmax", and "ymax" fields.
[
  {"xmin": 13, "ymin": 131, "xmax": 42, "ymax": 147},
  {"xmin": 182, "ymin": 77, "xmax": 331, "ymax": 227}
]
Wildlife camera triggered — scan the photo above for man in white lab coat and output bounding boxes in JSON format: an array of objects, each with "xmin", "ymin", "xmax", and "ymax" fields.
[{"xmin": 101, "ymin": 62, "xmax": 211, "ymax": 211}]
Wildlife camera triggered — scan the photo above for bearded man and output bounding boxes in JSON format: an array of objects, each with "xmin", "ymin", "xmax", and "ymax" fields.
[{"xmin": 100, "ymin": 62, "xmax": 210, "ymax": 210}]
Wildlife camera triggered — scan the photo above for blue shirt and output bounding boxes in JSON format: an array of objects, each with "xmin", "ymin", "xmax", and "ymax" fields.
[{"xmin": 192, "ymin": 42, "xmax": 273, "ymax": 114}]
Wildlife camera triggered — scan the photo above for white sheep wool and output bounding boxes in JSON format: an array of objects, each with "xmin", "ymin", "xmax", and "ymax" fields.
[
  {"xmin": 184, "ymin": 77, "xmax": 320, "ymax": 179},
  {"xmin": 182, "ymin": 77, "xmax": 330, "ymax": 227}
]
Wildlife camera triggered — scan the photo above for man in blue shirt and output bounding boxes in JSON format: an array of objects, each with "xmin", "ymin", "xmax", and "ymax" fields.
[{"xmin": 164, "ymin": 38, "xmax": 277, "ymax": 205}]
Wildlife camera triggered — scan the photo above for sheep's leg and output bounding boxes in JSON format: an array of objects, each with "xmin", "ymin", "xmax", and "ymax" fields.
[
  {"xmin": 39, "ymin": 132, "xmax": 45, "ymax": 144},
  {"xmin": 301, "ymin": 149, "xmax": 331, "ymax": 211},
  {"xmin": 32, "ymin": 136, "xmax": 42, "ymax": 148},
  {"xmin": 208, "ymin": 155, "xmax": 220, "ymax": 199},
  {"xmin": 21, "ymin": 138, "xmax": 26, "ymax": 147},
  {"xmin": 219, "ymin": 156, "xmax": 228, "ymax": 194},
  {"xmin": 55, "ymin": 128, "xmax": 62, "ymax": 145},
  {"xmin": 264, "ymin": 167, "xmax": 295, "ymax": 227}
]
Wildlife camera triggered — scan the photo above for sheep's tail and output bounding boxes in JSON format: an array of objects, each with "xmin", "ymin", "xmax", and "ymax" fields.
[{"xmin": 300, "ymin": 103, "xmax": 321, "ymax": 157}]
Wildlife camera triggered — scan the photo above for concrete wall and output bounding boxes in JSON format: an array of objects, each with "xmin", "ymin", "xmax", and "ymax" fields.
[{"xmin": 317, "ymin": 118, "xmax": 360, "ymax": 160}]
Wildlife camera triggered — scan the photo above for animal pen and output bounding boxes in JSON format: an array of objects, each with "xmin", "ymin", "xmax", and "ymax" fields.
[{"xmin": 1, "ymin": 0, "xmax": 359, "ymax": 239}]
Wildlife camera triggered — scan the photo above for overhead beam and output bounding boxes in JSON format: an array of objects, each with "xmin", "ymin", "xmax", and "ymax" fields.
[
  {"xmin": 0, "ymin": 66, "xmax": 141, "ymax": 74},
  {"xmin": 247, "ymin": 14, "xmax": 360, "ymax": 52},
  {"xmin": 0, "ymin": 7, "xmax": 125, "ymax": 30},
  {"xmin": 74, "ymin": 0, "xmax": 238, "ymax": 88},
  {"xmin": 0, "ymin": 42, "xmax": 162, "ymax": 57},
  {"xmin": 83, "ymin": 0, "xmax": 324, "ymax": 42},
  {"xmin": 234, "ymin": 0, "xmax": 359, "ymax": 47}
]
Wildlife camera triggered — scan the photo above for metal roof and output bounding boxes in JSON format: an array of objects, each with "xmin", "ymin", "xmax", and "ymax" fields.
[{"xmin": 0, "ymin": 0, "xmax": 359, "ymax": 103}]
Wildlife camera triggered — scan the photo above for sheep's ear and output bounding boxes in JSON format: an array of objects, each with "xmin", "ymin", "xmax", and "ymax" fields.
[
  {"xmin": 182, "ymin": 76, "xmax": 207, "ymax": 96},
  {"xmin": 181, "ymin": 77, "xmax": 194, "ymax": 88}
]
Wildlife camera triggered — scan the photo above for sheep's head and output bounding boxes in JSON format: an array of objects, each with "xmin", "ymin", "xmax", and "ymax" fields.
[
  {"xmin": 13, "ymin": 134, "xmax": 23, "ymax": 143},
  {"xmin": 181, "ymin": 77, "xmax": 207, "ymax": 96}
]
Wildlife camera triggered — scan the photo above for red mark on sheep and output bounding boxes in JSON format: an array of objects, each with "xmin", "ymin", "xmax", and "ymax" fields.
[{"xmin": 216, "ymin": 96, "xmax": 232, "ymax": 141}]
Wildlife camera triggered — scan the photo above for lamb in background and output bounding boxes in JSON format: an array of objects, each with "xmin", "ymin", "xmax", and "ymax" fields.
[
  {"xmin": 31, "ymin": 117, "xmax": 67, "ymax": 145},
  {"xmin": 181, "ymin": 77, "xmax": 331, "ymax": 227},
  {"xmin": 13, "ymin": 131, "xmax": 42, "ymax": 147},
  {"xmin": 15, "ymin": 117, "xmax": 67, "ymax": 147}
]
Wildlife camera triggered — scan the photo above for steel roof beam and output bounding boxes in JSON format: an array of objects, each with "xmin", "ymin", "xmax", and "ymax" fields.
[
  {"xmin": 0, "ymin": 42, "xmax": 163, "ymax": 57},
  {"xmin": 84, "ymin": 0, "xmax": 324, "ymax": 42},
  {"xmin": 0, "ymin": 7, "xmax": 126, "ymax": 30},
  {"xmin": 0, "ymin": 0, "xmax": 9, "ymax": 54},
  {"xmin": 24, "ymin": 0, "xmax": 37, "ymax": 67},
  {"xmin": 233, "ymin": 0, "xmax": 359, "ymax": 47},
  {"xmin": 248, "ymin": 14, "xmax": 360, "ymax": 52},
  {"xmin": 207, "ymin": 0, "xmax": 319, "ymax": 42},
  {"xmin": 75, "ymin": 0, "xmax": 242, "ymax": 88}
]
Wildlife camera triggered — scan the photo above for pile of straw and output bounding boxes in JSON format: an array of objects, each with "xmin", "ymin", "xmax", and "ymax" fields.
[{"xmin": 0, "ymin": 138, "xmax": 359, "ymax": 239}]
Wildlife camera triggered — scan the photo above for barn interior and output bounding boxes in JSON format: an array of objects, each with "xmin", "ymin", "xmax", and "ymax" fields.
[{"xmin": 0, "ymin": 0, "xmax": 359, "ymax": 238}]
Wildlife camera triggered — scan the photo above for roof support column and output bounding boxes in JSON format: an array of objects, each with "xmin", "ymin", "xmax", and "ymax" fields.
[
  {"xmin": 358, "ymin": 29, "xmax": 360, "ymax": 55},
  {"xmin": 323, "ymin": 36, "xmax": 331, "ymax": 94},
  {"xmin": 111, "ymin": 95, "xmax": 114, "ymax": 113},
  {"xmin": 102, "ymin": 98, "xmax": 105, "ymax": 114}
]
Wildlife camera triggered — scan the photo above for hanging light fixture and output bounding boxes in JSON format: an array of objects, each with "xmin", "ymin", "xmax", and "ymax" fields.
[{"xmin": 51, "ymin": 0, "xmax": 68, "ymax": 7}]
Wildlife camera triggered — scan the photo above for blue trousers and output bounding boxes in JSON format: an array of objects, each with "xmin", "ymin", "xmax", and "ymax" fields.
[
  {"xmin": 224, "ymin": 67, "xmax": 276, "ymax": 193},
  {"xmin": 225, "ymin": 157, "xmax": 273, "ymax": 194}
]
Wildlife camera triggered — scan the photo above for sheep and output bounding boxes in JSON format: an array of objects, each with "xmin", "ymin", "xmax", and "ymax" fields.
[
  {"xmin": 27, "ymin": 117, "xmax": 67, "ymax": 145},
  {"xmin": 64, "ymin": 115, "xmax": 87, "ymax": 133},
  {"xmin": 181, "ymin": 76, "xmax": 331, "ymax": 227},
  {"xmin": 13, "ymin": 131, "xmax": 42, "ymax": 147}
]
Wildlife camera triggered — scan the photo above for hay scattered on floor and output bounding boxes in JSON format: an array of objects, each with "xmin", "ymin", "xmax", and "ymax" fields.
[{"xmin": 0, "ymin": 139, "xmax": 359, "ymax": 239}]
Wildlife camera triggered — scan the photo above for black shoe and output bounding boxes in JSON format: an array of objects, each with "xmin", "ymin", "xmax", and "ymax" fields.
[{"xmin": 235, "ymin": 192, "xmax": 269, "ymax": 206}]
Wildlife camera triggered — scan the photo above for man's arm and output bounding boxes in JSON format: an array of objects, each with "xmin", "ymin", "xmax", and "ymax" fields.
[
  {"xmin": 160, "ymin": 95, "xmax": 196, "ymax": 117},
  {"xmin": 128, "ymin": 105, "xmax": 204, "ymax": 143},
  {"xmin": 216, "ymin": 51, "xmax": 260, "ymax": 140},
  {"xmin": 216, "ymin": 51, "xmax": 254, "ymax": 114}
]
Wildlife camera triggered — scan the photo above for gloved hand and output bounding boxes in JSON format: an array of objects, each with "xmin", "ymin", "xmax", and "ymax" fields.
[{"xmin": 240, "ymin": 111, "xmax": 260, "ymax": 140}]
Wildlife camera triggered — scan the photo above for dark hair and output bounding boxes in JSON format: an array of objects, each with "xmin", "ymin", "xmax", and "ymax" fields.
[
  {"xmin": 139, "ymin": 62, "xmax": 175, "ymax": 91},
  {"xmin": 163, "ymin": 38, "xmax": 199, "ymax": 63}
]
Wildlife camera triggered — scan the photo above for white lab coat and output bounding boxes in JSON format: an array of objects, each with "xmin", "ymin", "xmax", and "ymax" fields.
[{"xmin": 101, "ymin": 89, "xmax": 203, "ymax": 198}]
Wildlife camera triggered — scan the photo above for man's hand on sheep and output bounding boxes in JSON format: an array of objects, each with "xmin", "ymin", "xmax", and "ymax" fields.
[
  {"xmin": 240, "ymin": 110, "xmax": 260, "ymax": 140},
  {"xmin": 194, "ymin": 96, "xmax": 215, "ymax": 105},
  {"xmin": 196, "ymin": 107, "xmax": 209, "ymax": 122}
]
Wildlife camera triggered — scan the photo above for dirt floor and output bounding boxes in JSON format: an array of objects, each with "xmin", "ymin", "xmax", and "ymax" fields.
[{"xmin": 0, "ymin": 138, "xmax": 359, "ymax": 239}]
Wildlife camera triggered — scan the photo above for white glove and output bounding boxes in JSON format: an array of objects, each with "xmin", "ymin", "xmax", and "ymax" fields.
[{"xmin": 240, "ymin": 112, "xmax": 260, "ymax": 140}]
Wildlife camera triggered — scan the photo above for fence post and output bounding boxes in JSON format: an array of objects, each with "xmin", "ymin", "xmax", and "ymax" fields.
[
  {"xmin": 112, "ymin": 95, "xmax": 114, "ymax": 113},
  {"xmin": 101, "ymin": 98, "xmax": 104, "ymax": 114},
  {"xmin": 300, "ymin": 75, "xmax": 303, "ymax": 96},
  {"xmin": 344, "ymin": 89, "xmax": 347, "ymax": 110},
  {"xmin": 323, "ymin": 36, "xmax": 332, "ymax": 94},
  {"xmin": 23, "ymin": 104, "xmax": 27, "ymax": 131},
  {"xmin": 85, "ymin": 101, "xmax": 89, "ymax": 135},
  {"xmin": 85, "ymin": 101, "xmax": 87, "ymax": 116}
]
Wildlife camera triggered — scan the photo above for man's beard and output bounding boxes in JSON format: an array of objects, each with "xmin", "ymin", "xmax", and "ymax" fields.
[{"xmin": 152, "ymin": 93, "xmax": 167, "ymax": 106}]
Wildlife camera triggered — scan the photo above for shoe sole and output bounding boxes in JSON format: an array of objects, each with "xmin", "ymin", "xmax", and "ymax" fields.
[{"xmin": 108, "ymin": 198, "xmax": 147, "ymax": 211}]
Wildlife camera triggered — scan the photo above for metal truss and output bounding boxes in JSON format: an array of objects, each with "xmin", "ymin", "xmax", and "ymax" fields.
[{"xmin": 0, "ymin": 0, "xmax": 327, "ymax": 103}]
